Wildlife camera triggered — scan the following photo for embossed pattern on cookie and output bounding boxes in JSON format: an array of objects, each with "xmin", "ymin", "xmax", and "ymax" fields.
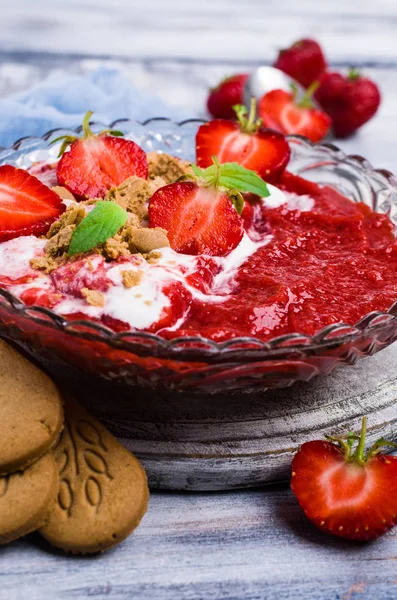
[{"xmin": 40, "ymin": 395, "xmax": 149, "ymax": 554}]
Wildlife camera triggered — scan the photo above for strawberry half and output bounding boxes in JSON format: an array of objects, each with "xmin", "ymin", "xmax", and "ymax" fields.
[
  {"xmin": 55, "ymin": 111, "xmax": 148, "ymax": 200},
  {"xmin": 291, "ymin": 417, "xmax": 397, "ymax": 541},
  {"xmin": 148, "ymin": 158, "xmax": 269, "ymax": 257},
  {"xmin": 196, "ymin": 99, "xmax": 291, "ymax": 183},
  {"xmin": 0, "ymin": 165, "xmax": 65, "ymax": 242},
  {"xmin": 274, "ymin": 38, "xmax": 327, "ymax": 89},
  {"xmin": 207, "ymin": 73, "xmax": 249, "ymax": 120},
  {"xmin": 258, "ymin": 83, "xmax": 331, "ymax": 143}
]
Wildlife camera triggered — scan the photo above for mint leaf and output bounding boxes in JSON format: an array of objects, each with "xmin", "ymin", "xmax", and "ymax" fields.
[
  {"xmin": 68, "ymin": 202, "xmax": 128, "ymax": 257},
  {"xmin": 218, "ymin": 163, "xmax": 270, "ymax": 197}
]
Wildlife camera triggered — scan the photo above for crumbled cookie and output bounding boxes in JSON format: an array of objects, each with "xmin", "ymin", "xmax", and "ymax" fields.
[
  {"xmin": 51, "ymin": 186, "xmax": 76, "ymax": 202},
  {"xmin": 30, "ymin": 254, "xmax": 61, "ymax": 274},
  {"xmin": 144, "ymin": 250, "xmax": 162, "ymax": 264},
  {"xmin": 81, "ymin": 288, "xmax": 105, "ymax": 307},
  {"xmin": 101, "ymin": 234, "xmax": 130, "ymax": 261},
  {"xmin": 46, "ymin": 225, "xmax": 75, "ymax": 258},
  {"xmin": 147, "ymin": 151, "xmax": 193, "ymax": 184},
  {"xmin": 121, "ymin": 269, "xmax": 144, "ymax": 288},
  {"xmin": 126, "ymin": 227, "xmax": 169, "ymax": 254},
  {"xmin": 47, "ymin": 204, "xmax": 86, "ymax": 239},
  {"xmin": 106, "ymin": 176, "xmax": 166, "ymax": 219}
]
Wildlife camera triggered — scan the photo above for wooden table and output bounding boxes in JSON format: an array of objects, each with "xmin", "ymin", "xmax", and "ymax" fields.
[{"xmin": 1, "ymin": 2, "xmax": 397, "ymax": 598}]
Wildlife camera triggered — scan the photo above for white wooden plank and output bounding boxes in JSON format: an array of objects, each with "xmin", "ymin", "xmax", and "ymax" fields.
[
  {"xmin": 0, "ymin": 489, "xmax": 397, "ymax": 600},
  {"xmin": 1, "ymin": 0, "xmax": 397, "ymax": 63}
]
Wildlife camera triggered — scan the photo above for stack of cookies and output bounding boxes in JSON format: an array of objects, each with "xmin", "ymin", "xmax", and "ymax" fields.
[{"xmin": 0, "ymin": 340, "xmax": 149, "ymax": 553}]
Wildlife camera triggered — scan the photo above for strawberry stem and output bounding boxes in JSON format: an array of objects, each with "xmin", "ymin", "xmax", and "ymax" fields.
[
  {"xmin": 211, "ymin": 155, "xmax": 221, "ymax": 189},
  {"xmin": 296, "ymin": 81, "xmax": 320, "ymax": 109},
  {"xmin": 82, "ymin": 110, "xmax": 94, "ymax": 138},
  {"xmin": 353, "ymin": 416, "xmax": 367, "ymax": 465},
  {"xmin": 328, "ymin": 416, "xmax": 397, "ymax": 464},
  {"xmin": 233, "ymin": 98, "xmax": 262, "ymax": 134},
  {"xmin": 348, "ymin": 67, "xmax": 361, "ymax": 81}
]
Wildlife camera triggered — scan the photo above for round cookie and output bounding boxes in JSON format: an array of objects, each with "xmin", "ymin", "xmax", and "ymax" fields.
[
  {"xmin": 0, "ymin": 339, "xmax": 64, "ymax": 475},
  {"xmin": 0, "ymin": 452, "xmax": 59, "ymax": 544},
  {"xmin": 40, "ymin": 395, "xmax": 149, "ymax": 554}
]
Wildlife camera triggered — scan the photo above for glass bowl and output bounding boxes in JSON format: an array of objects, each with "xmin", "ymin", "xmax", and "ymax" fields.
[{"xmin": 1, "ymin": 118, "xmax": 397, "ymax": 395}]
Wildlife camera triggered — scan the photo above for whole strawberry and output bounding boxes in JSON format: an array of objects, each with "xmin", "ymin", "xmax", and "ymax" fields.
[
  {"xmin": 291, "ymin": 417, "xmax": 397, "ymax": 541},
  {"xmin": 274, "ymin": 39, "xmax": 327, "ymax": 89},
  {"xmin": 315, "ymin": 69, "xmax": 381, "ymax": 138},
  {"xmin": 207, "ymin": 74, "xmax": 249, "ymax": 119}
]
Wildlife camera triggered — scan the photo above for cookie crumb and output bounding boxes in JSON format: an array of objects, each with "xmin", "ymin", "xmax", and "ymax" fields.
[
  {"xmin": 46, "ymin": 225, "xmax": 75, "ymax": 258},
  {"xmin": 30, "ymin": 254, "xmax": 63, "ymax": 274},
  {"xmin": 106, "ymin": 176, "xmax": 166, "ymax": 220},
  {"xmin": 51, "ymin": 186, "xmax": 76, "ymax": 201},
  {"xmin": 121, "ymin": 269, "xmax": 144, "ymax": 288},
  {"xmin": 144, "ymin": 300, "xmax": 153, "ymax": 307},
  {"xmin": 144, "ymin": 250, "xmax": 162, "ymax": 264},
  {"xmin": 126, "ymin": 227, "xmax": 169, "ymax": 254},
  {"xmin": 47, "ymin": 204, "xmax": 86, "ymax": 238},
  {"xmin": 102, "ymin": 235, "xmax": 130, "ymax": 261},
  {"xmin": 147, "ymin": 152, "xmax": 193, "ymax": 184},
  {"xmin": 81, "ymin": 288, "xmax": 105, "ymax": 307}
]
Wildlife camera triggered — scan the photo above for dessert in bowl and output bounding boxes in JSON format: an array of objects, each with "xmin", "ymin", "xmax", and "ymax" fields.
[{"xmin": 0, "ymin": 115, "xmax": 397, "ymax": 394}]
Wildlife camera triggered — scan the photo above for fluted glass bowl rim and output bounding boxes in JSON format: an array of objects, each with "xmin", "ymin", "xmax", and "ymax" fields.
[{"xmin": 0, "ymin": 117, "xmax": 397, "ymax": 362}]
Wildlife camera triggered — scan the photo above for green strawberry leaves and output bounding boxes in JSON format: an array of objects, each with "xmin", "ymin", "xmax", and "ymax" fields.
[
  {"xmin": 50, "ymin": 110, "xmax": 125, "ymax": 157},
  {"xmin": 68, "ymin": 202, "xmax": 128, "ymax": 256},
  {"xmin": 190, "ymin": 157, "xmax": 270, "ymax": 205}
]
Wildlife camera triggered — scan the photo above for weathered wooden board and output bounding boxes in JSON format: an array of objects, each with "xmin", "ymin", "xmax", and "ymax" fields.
[
  {"xmin": 59, "ymin": 342, "xmax": 397, "ymax": 491},
  {"xmin": 1, "ymin": 487, "xmax": 397, "ymax": 600}
]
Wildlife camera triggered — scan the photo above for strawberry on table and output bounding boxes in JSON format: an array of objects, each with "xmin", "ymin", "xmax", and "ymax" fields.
[
  {"xmin": 258, "ymin": 82, "xmax": 331, "ymax": 143},
  {"xmin": 0, "ymin": 165, "xmax": 65, "ymax": 242},
  {"xmin": 148, "ymin": 157, "xmax": 269, "ymax": 257},
  {"xmin": 207, "ymin": 73, "xmax": 249, "ymax": 120},
  {"xmin": 274, "ymin": 38, "xmax": 327, "ymax": 89},
  {"xmin": 315, "ymin": 69, "xmax": 381, "ymax": 138},
  {"xmin": 196, "ymin": 99, "xmax": 291, "ymax": 183},
  {"xmin": 291, "ymin": 417, "xmax": 397, "ymax": 541},
  {"xmin": 54, "ymin": 111, "xmax": 148, "ymax": 200}
]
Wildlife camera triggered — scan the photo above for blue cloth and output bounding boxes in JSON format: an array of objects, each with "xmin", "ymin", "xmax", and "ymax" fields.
[{"xmin": 0, "ymin": 67, "xmax": 188, "ymax": 147}]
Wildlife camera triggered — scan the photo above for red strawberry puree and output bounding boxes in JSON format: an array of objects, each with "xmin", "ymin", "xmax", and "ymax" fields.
[{"xmin": 0, "ymin": 169, "xmax": 396, "ymax": 343}]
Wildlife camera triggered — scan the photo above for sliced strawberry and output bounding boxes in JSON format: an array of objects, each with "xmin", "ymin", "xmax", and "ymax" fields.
[
  {"xmin": 274, "ymin": 39, "xmax": 327, "ymax": 89},
  {"xmin": 197, "ymin": 100, "xmax": 291, "ymax": 182},
  {"xmin": 291, "ymin": 418, "xmax": 397, "ymax": 541},
  {"xmin": 148, "ymin": 181, "xmax": 244, "ymax": 257},
  {"xmin": 56, "ymin": 111, "xmax": 148, "ymax": 200},
  {"xmin": 259, "ymin": 86, "xmax": 331, "ymax": 143},
  {"xmin": 0, "ymin": 165, "xmax": 65, "ymax": 242},
  {"xmin": 207, "ymin": 74, "xmax": 249, "ymax": 119},
  {"xmin": 196, "ymin": 119, "xmax": 290, "ymax": 183}
]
